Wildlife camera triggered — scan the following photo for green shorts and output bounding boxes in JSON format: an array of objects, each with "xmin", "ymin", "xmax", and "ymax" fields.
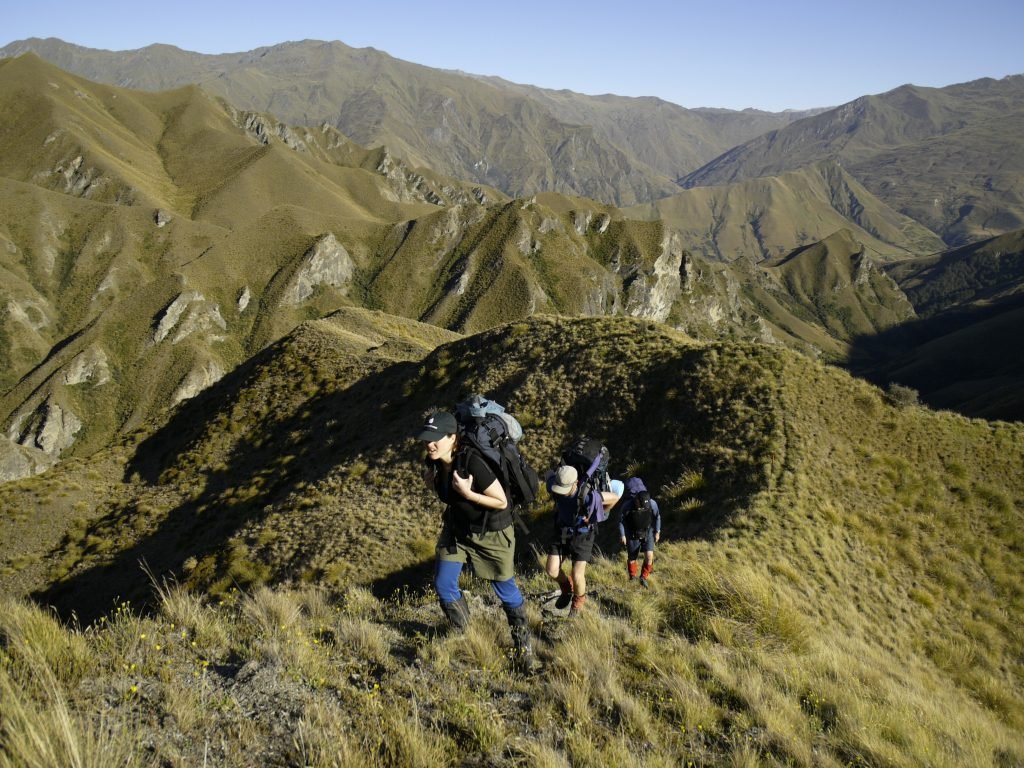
[{"xmin": 436, "ymin": 523, "xmax": 516, "ymax": 582}]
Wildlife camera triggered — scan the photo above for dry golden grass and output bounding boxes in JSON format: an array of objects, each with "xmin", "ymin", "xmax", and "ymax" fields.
[{"xmin": 1, "ymin": 314, "xmax": 1022, "ymax": 765}]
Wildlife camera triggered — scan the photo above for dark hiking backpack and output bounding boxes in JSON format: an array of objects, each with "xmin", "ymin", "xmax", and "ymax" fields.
[
  {"xmin": 621, "ymin": 477, "xmax": 655, "ymax": 533},
  {"xmin": 561, "ymin": 436, "xmax": 612, "ymax": 525},
  {"xmin": 453, "ymin": 395, "xmax": 539, "ymax": 511}
]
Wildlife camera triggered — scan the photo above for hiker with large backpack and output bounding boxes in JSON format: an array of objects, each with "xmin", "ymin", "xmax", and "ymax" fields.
[
  {"xmin": 416, "ymin": 409, "xmax": 537, "ymax": 672},
  {"xmin": 544, "ymin": 437, "xmax": 621, "ymax": 617},
  {"xmin": 616, "ymin": 477, "xmax": 662, "ymax": 588}
]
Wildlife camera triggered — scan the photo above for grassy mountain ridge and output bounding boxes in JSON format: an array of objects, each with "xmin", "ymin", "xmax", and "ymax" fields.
[
  {"xmin": 1, "ymin": 37, "xmax": 819, "ymax": 206},
  {"xmin": 0, "ymin": 54, "xmax": 944, "ymax": 477},
  {"xmin": 682, "ymin": 77, "xmax": 1024, "ymax": 244},
  {"xmin": 625, "ymin": 160, "xmax": 946, "ymax": 263},
  {"xmin": 1, "ymin": 312, "xmax": 1022, "ymax": 766},
  {"xmin": 884, "ymin": 228, "xmax": 1024, "ymax": 316}
]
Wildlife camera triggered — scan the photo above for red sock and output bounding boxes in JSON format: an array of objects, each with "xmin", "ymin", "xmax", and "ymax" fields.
[
  {"xmin": 627, "ymin": 561, "xmax": 639, "ymax": 578},
  {"xmin": 557, "ymin": 572, "xmax": 574, "ymax": 595},
  {"xmin": 641, "ymin": 562, "xmax": 653, "ymax": 580}
]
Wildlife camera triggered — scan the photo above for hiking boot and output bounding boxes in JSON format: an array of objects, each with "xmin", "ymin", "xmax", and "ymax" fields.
[
  {"xmin": 504, "ymin": 604, "xmax": 538, "ymax": 674},
  {"xmin": 439, "ymin": 595, "xmax": 470, "ymax": 632},
  {"xmin": 640, "ymin": 563, "xmax": 654, "ymax": 586},
  {"xmin": 638, "ymin": 576, "xmax": 649, "ymax": 589},
  {"xmin": 568, "ymin": 594, "xmax": 587, "ymax": 617}
]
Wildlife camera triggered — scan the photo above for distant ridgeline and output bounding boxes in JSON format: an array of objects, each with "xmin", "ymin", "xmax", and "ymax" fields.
[{"xmin": 0, "ymin": 49, "xmax": 1021, "ymax": 491}]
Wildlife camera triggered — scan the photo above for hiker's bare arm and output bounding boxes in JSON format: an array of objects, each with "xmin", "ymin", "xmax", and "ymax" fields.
[
  {"xmin": 452, "ymin": 471, "xmax": 508, "ymax": 509},
  {"xmin": 601, "ymin": 491, "xmax": 620, "ymax": 509}
]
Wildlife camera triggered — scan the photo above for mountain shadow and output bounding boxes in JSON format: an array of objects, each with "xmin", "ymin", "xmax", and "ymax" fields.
[
  {"xmin": 34, "ymin": 330, "xmax": 429, "ymax": 623},
  {"xmin": 846, "ymin": 292, "xmax": 1024, "ymax": 421},
  {"xmin": 30, "ymin": 315, "xmax": 783, "ymax": 623}
]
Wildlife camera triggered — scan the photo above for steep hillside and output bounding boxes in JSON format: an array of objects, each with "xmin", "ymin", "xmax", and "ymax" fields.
[
  {"xmin": 845, "ymin": 228, "xmax": 1024, "ymax": 420},
  {"xmin": 625, "ymin": 161, "xmax": 945, "ymax": 263},
  {"xmin": 884, "ymin": 228, "xmax": 1024, "ymax": 316},
  {"xmin": 681, "ymin": 77, "xmax": 1024, "ymax": 244},
  {"xmin": 1, "ymin": 313, "xmax": 1021, "ymax": 766},
  {"xmin": 1, "ymin": 54, "xmax": 948, "ymax": 479},
  {"xmin": 1, "ymin": 38, "xmax": 818, "ymax": 206},
  {"xmin": 0, "ymin": 53, "xmax": 490, "ymax": 472}
]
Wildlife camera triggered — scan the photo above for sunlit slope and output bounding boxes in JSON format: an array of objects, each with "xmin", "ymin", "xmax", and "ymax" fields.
[
  {"xmin": 626, "ymin": 161, "xmax": 945, "ymax": 263},
  {"xmin": 682, "ymin": 78, "xmax": 1024, "ymax": 244},
  {"xmin": 0, "ymin": 53, "xmax": 497, "ymax": 469}
]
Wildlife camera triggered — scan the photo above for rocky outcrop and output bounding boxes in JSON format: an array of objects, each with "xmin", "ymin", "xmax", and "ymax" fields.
[
  {"xmin": 624, "ymin": 231, "xmax": 686, "ymax": 322},
  {"xmin": 0, "ymin": 436, "xmax": 56, "ymax": 483},
  {"xmin": 282, "ymin": 234, "xmax": 354, "ymax": 305},
  {"xmin": 9, "ymin": 398, "xmax": 82, "ymax": 458},
  {"xmin": 242, "ymin": 113, "xmax": 308, "ymax": 152},
  {"xmin": 6, "ymin": 298, "xmax": 50, "ymax": 332},
  {"xmin": 63, "ymin": 346, "xmax": 111, "ymax": 386},
  {"xmin": 152, "ymin": 292, "xmax": 227, "ymax": 344},
  {"xmin": 172, "ymin": 359, "xmax": 226, "ymax": 406}
]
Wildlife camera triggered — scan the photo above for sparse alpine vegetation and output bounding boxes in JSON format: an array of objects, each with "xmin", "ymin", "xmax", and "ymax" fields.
[{"xmin": 1, "ymin": 314, "xmax": 1022, "ymax": 766}]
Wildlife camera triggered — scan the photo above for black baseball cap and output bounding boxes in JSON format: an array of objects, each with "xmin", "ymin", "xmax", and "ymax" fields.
[{"xmin": 415, "ymin": 411, "xmax": 457, "ymax": 441}]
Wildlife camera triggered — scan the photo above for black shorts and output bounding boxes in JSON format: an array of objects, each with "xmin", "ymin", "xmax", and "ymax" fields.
[
  {"xmin": 547, "ymin": 526, "xmax": 596, "ymax": 563},
  {"xmin": 626, "ymin": 528, "xmax": 656, "ymax": 560}
]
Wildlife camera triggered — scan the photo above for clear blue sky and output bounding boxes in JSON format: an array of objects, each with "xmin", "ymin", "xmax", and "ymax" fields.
[{"xmin": 4, "ymin": 0, "xmax": 1023, "ymax": 112}]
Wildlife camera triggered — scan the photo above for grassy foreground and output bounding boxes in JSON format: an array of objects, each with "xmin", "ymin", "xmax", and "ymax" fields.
[{"xmin": 1, "ymin": 315, "xmax": 1023, "ymax": 766}]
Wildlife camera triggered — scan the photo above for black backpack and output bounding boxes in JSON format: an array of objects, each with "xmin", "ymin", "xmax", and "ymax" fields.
[
  {"xmin": 453, "ymin": 395, "xmax": 539, "ymax": 510},
  {"xmin": 620, "ymin": 477, "xmax": 655, "ymax": 533}
]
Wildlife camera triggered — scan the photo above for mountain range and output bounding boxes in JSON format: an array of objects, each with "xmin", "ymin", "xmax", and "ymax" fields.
[
  {"xmin": 5, "ymin": 36, "xmax": 1022, "ymax": 248},
  {"xmin": 1, "ymin": 45, "xmax": 1023, "ymax": 482},
  {"xmin": 0, "ymin": 36, "xmax": 1023, "ymax": 767}
]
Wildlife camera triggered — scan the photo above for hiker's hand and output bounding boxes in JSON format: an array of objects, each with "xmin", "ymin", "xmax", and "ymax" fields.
[
  {"xmin": 452, "ymin": 470, "xmax": 473, "ymax": 498},
  {"xmin": 655, "ymin": 532, "xmax": 661, "ymax": 543},
  {"xmin": 620, "ymin": 536, "xmax": 627, "ymax": 546}
]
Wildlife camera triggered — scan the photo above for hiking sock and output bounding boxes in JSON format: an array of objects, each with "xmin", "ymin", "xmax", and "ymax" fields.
[
  {"xmin": 627, "ymin": 561, "xmax": 639, "ymax": 580},
  {"xmin": 569, "ymin": 594, "xmax": 587, "ymax": 616},
  {"xmin": 554, "ymin": 572, "xmax": 574, "ymax": 609},
  {"xmin": 639, "ymin": 562, "xmax": 653, "ymax": 588}
]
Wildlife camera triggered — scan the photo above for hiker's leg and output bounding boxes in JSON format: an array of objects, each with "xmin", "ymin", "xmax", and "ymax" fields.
[
  {"xmin": 626, "ymin": 537, "xmax": 641, "ymax": 579},
  {"xmin": 434, "ymin": 559, "xmax": 470, "ymax": 630},
  {"xmin": 491, "ymin": 576, "xmax": 524, "ymax": 610},
  {"xmin": 497, "ymin": 584, "xmax": 537, "ymax": 672},
  {"xmin": 569, "ymin": 561, "xmax": 588, "ymax": 615},
  {"xmin": 434, "ymin": 558, "xmax": 463, "ymax": 601},
  {"xmin": 571, "ymin": 560, "xmax": 588, "ymax": 599},
  {"xmin": 545, "ymin": 552, "xmax": 562, "ymax": 579}
]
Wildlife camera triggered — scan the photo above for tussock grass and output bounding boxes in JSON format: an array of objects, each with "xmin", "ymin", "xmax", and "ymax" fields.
[{"xmin": 2, "ymin": 315, "xmax": 1023, "ymax": 765}]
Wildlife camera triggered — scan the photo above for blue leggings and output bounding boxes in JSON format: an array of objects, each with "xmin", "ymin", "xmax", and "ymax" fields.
[{"xmin": 434, "ymin": 559, "xmax": 524, "ymax": 609}]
